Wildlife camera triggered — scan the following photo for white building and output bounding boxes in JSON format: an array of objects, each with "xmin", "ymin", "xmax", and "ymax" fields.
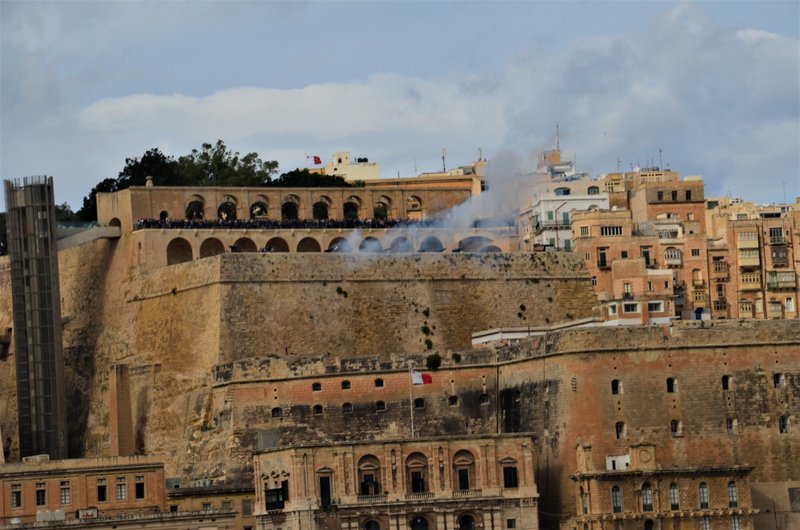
[{"xmin": 322, "ymin": 151, "xmax": 380, "ymax": 181}]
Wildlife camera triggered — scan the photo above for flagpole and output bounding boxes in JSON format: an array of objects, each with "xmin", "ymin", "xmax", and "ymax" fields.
[{"xmin": 409, "ymin": 368, "xmax": 415, "ymax": 438}]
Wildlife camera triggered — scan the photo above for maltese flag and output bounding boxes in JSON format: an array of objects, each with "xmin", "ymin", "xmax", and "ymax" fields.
[
  {"xmin": 307, "ymin": 155, "xmax": 322, "ymax": 165},
  {"xmin": 411, "ymin": 371, "xmax": 433, "ymax": 385}
]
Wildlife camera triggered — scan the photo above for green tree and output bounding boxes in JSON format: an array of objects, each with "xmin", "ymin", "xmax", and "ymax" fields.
[
  {"xmin": 177, "ymin": 140, "xmax": 278, "ymax": 187},
  {"xmin": 77, "ymin": 178, "xmax": 118, "ymax": 222},
  {"xmin": 268, "ymin": 168, "xmax": 355, "ymax": 188},
  {"xmin": 55, "ymin": 202, "xmax": 78, "ymax": 222},
  {"xmin": 116, "ymin": 148, "xmax": 181, "ymax": 188}
]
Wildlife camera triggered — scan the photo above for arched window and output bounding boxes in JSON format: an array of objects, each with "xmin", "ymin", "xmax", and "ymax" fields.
[
  {"xmin": 641, "ymin": 482, "xmax": 653, "ymax": 512},
  {"xmin": 666, "ymin": 377, "xmax": 677, "ymax": 393},
  {"xmin": 343, "ymin": 201, "xmax": 359, "ymax": 220},
  {"xmin": 250, "ymin": 201, "xmax": 268, "ymax": 219},
  {"xmin": 699, "ymin": 482, "xmax": 709, "ymax": 509},
  {"xmin": 271, "ymin": 407, "xmax": 282, "ymax": 418},
  {"xmin": 281, "ymin": 202, "xmax": 298, "ymax": 221},
  {"xmin": 554, "ymin": 187, "xmax": 571, "ymax": 196},
  {"xmin": 588, "ymin": 186, "xmax": 600, "ymax": 195},
  {"xmin": 312, "ymin": 404, "xmax": 323, "ymax": 415},
  {"xmin": 406, "ymin": 453, "xmax": 429, "ymax": 493},
  {"xmin": 217, "ymin": 201, "xmax": 237, "ymax": 220},
  {"xmin": 312, "ymin": 382, "xmax": 322, "ymax": 392},
  {"xmin": 665, "ymin": 247, "xmax": 682, "ymax": 264},
  {"xmin": 611, "ymin": 485, "xmax": 622, "ymax": 513},
  {"xmin": 357, "ymin": 455, "xmax": 381, "ymax": 496},
  {"xmin": 615, "ymin": 422, "xmax": 626, "ymax": 439},
  {"xmin": 452, "ymin": 450, "xmax": 475, "ymax": 491},
  {"xmin": 166, "ymin": 237, "xmax": 193, "ymax": 265},
  {"xmin": 312, "ymin": 201, "xmax": 329, "ymax": 220},
  {"xmin": 342, "ymin": 403, "xmax": 353, "ymax": 414},
  {"xmin": 611, "ymin": 379, "xmax": 622, "ymax": 395},
  {"xmin": 186, "ymin": 200, "xmax": 204, "ymax": 219},
  {"xmin": 669, "ymin": 483, "xmax": 680, "ymax": 510},
  {"xmin": 458, "ymin": 514, "xmax": 475, "ymax": 530},
  {"xmin": 341, "ymin": 380, "xmax": 351, "ymax": 390},
  {"xmin": 364, "ymin": 521, "xmax": 381, "ymax": 530},
  {"xmin": 375, "ymin": 401, "xmax": 386, "ymax": 412},
  {"xmin": 728, "ymin": 481, "xmax": 738, "ymax": 508}
]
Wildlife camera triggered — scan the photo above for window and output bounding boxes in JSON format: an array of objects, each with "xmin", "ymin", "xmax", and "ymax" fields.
[
  {"xmin": 600, "ymin": 226, "xmax": 623, "ymax": 236},
  {"xmin": 780, "ymin": 415, "xmax": 790, "ymax": 434},
  {"xmin": 611, "ymin": 485, "xmax": 623, "ymax": 513},
  {"xmin": 506, "ymin": 519, "xmax": 517, "ymax": 529},
  {"xmin": 222, "ymin": 500, "xmax": 232, "ymax": 511},
  {"xmin": 546, "ymin": 210, "xmax": 554, "ymax": 221},
  {"xmin": 554, "ymin": 187, "xmax": 570, "ymax": 196},
  {"xmin": 313, "ymin": 404, "xmax": 323, "ymax": 415},
  {"xmin": 11, "ymin": 484, "xmax": 21, "ymax": 508},
  {"xmin": 592, "ymin": 276, "xmax": 597, "ymax": 286},
  {"xmin": 448, "ymin": 396, "xmax": 459, "ymax": 406},
  {"xmin": 342, "ymin": 402, "xmax": 353, "ymax": 414},
  {"xmin": 701, "ymin": 516, "xmax": 711, "ymax": 530},
  {"xmin": 623, "ymin": 282, "xmax": 631, "ymax": 294},
  {"xmin": 615, "ymin": 422, "xmax": 626, "ymax": 439},
  {"xmin": 623, "ymin": 303, "xmax": 639, "ymax": 313},
  {"xmin": 699, "ymin": 482, "xmax": 709, "ymax": 509},
  {"xmin": 375, "ymin": 378, "xmax": 384, "ymax": 388},
  {"xmin": 671, "ymin": 420, "xmax": 682, "ymax": 436},
  {"xmin": 36, "ymin": 482, "xmax": 46, "ymax": 506},
  {"xmin": 202, "ymin": 502, "xmax": 211, "ymax": 511},
  {"xmin": 611, "ymin": 379, "xmax": 622, "ymax": 395},
  {"xmin": 728, "ymin": 481, "xmax": 738, "ymax": 508},
  {"xmin": 479, "ymin": 393, "xmax": 491, "ymax": 405},
  {"xmin": 671, "ymin": 190, "xmax": 678, "ymax": 201},
  {"xmin": 642, "ymin": 482, "xmax": 654, "ymax": 511},
  {"xmin": 375, "ymin": 401, "xmax": 386, "ymax": 412},
  {"xmin": 341, "ymin": 380, "xmax": 351, "ymax": 390},
  {"xmin": 685, "ymin": 190, "xmax": 692, "ymax": 201},
  {"xmin": 731, "ymin": 515, "xmax": 740, "ymax": 530},
  {"xmin": 669, "ymin": 483, "xmax": 680, "ymax": 510},
  {"xmin": 665, "ymin": 247, "xmax": 681, "ymax": 262},
  {"xmin": 621, "ymin": 250, "xmax": 628, "ymax": 259},
  {"xmin": 564, "ymin": 239, "xmax": 571, "ymax": 251},
  {"xmin": 657, "ymin": 191, "xmax": 664, "ymax": 201},
  {"xmin": 116, "ymin": 477, "xmax": 127, "ymax": 500},
  {"xmin": 97, "ymin": 478, "xmax": 107, "ymax": 502},
  {"xmin": 691, "ymin": 248, "xmax": 700, "ymax": 256},
  {"xmin": 271, "ymin": 407, "xmax": 282, "ymax": 418},
  {"xmin": 588, "ymin": 186, "xmax": 600, "ymax": 195},
  {"xmin": 135, "ymin": 476, "xmax": 145, "ymax": 500},
  {"xmin": 722, "ymin": 375, "xmax": 731, "ymax": 390},
  {"xmin": 414, "ymin": 398, "xmax": 425, "ymax": 409},
  {"xmin": 648, "ymin": 302, "xmax": 663, "ymax": 312},
  {"xmin": 580, "ymin": 486, "xmax": 588, "ymax": 514},
  {"xmin": 666, "ymin": 377, "xmax": 677, "ymax": 393},
  {"xmin": 580, "ymin": 226, "xmax": 589, "ymax": 236},
  {"xmin": 60, "ymin": 481, "xmax": 71, "ymax": 504},
  {"xmin": 774, "ymin": 373, "xmax": 786, "ymax": 388},
  {"xmin": 608, "ymin": 303, "xmax": 617, "ymax": 315},
  {"xmin": 727, "ymin": 418, "xmax": 738, "ymax": 434},
  {"xmin": 242, "ymin": 499, "xmax": 253, "ymax": 515},
  {"xmin": 503, "ymin": 466, "xmax": 519, "ymax": 488},
  {"xmin": 598, "ymin": 248, "xmax": 608, "ymax": 268},
  {"xmin": 312, "ymin": 382, "xmax": 322, "ymax": 391},
  {"xmin": 787, "ymin": 297, "xmax": 795, "ymax": 312}
]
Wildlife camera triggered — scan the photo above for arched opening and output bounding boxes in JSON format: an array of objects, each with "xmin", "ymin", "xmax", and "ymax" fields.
[
  {"xmin": 642, "ymin": 482, "xmax": 654, "ymax": 511},
  {"xmin": 588, "ymin": 186, "xmax": 600, "ymax": 195},
  {"xmin": 159, "ymin": 210, "xmax": 169, "ymax": 221},
  {"xmin": 313, "ymin": 202, "xmax": 329, "ymax": 220},
  {"xmin": 218, "ymin": 201, "xmax": 237, "ymax": 220},
  {"xmin": 166, "ymin": 238, "xmax": 193, "ymax": 265},
  {"xmin": 364, "ymin": 521, "xmax": 381, "ymax": 530},
  {"xmin": 327, "ymin": 237, "xmax": 352, "ymax": 253},
  {"xmin": 282, "ymin": 202, "xmax": 298, "ymax": 221},
  {"xmin": 480, "ymin": 245, "xmax": 502, "ymax": 253},
  {"xmin": 410, "ymin": 516, "xmax": 430, "ymax": 530},
  {"xmin": 406, "ymin": 453, "xmax": 429, "ymax": 493},
  {"xmin": 250, "ymin": 201, "xmax": 268, "ymax": 219},
  {"xmin": 375, "ymin": 195, "xmax": 392, "ymax": 219},
  {"xmin": 554, "ymin": 187, "xmax": 571, "ymax": 196},
  {"xmin": 458, "ymin": 515, "xmax": 475, "ymax": 530},
  {"xmin": 186, "ymin": 200, "xmax": 205, "ymax": 219},
  {"xmin": 109, "ymin": 217, "xmax": 122, "ymax": 228},
  {"xmin": 419, "ymin": 236, "xmax": 444, "ymax": 252},
  {"xmin": 452, "ymin": 450, "xmax": 475, "ymax": 491},
  {"xmin": 344, "ymin": 201, "xmax": 360, "ymax": 220},
  {"xmin": 458, "ymin": 236, "xmax": 493, "ymax": 252},
  {"xmin": 611, "ymin": 379, "xmax": 622, "ymax": 395},
  {"xmin": 406, "ymin": 196, "xmax": 423, "ymax": 219},
  {"xmin": 359, "ymin": 237, "xmax": 383, "ymax": 253},
  {"xmin": 234, "ymin": 237, "xmax": 257, "ymax": 253},
  {"xmin": 389, "ymin": 237, "xmax": 413, "ymax": 253},
  {"xmin": 265, "ymin": 237, "xmax": 289, "ymax": 252},
  {"xmin": 644, "ymin": 520, "xmax": 654, "ymax": 530},
  {"xmin": 357, "ymin": 455, "xmax": 381, "ymax": 496},
  {"xmin": 297, "ymin": 237, "xmax": 322, "ymax": 253},
  {"xmin": 271, "ymin": 407, "xmax": 282, "ymax": 418},
  {"xmin": 200, "ymin": 238, "xmax": 225, "ymax": 258}
]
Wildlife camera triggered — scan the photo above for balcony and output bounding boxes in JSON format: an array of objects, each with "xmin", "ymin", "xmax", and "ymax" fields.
[
  {"xmin": 407, "ymin": 492, "xmax": 435, "ymax": 500},
  {"xmin": 767, "ymin": 272, "xmax": 797, "ymax": 290},
  {"xmin": 357, "ymin": 494, "xmax": 388, "ymax": 503},
  {"xmin": 737, "ymin": 237, "xmax": 759, "ymax": 250},
  {"xmin": 713, "ymin": 300, "xmax": 728, "ymax": 311},
  {"xmin": 770, "ymin": 236, "xmax": 786, "ymax": 245},
  {"xmin": 453, "ymin": 489, "xmax": 483, "ymax": 498},
  {"xmin": 711, "ymin": 262, "xmax": 729, "ymax": 279},
  {"xmin": 740, "ymin": 275, "xmax": 761, "ymax": 291},
  {"xmin": 665, "ymin": 257, "xmax": 682, "ymax": 267},
  {"xmin": 692, "ymin": 279, "xmax": 707, "ymax": 288},
  {"xmin": 692, "ymin": 291, "xmax": 707, "ymax": 308},
  {"xmin": 739, "ymin": 255, "xmax": 760, "ymax": 268},
  {"xmin": 533, "ymin": 220, "xmax": 571, "ymax": 234},
  {"xmin": 767, "ymin": 305, "xmax": 783, "ymax": 318}
]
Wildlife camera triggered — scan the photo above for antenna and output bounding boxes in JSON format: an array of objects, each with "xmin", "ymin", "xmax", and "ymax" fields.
[
  {"xmin": 617, "ymin": 158, "xmax": 621, "ymax": 172},
  {"xmin": 414, "ymin": 158, "xmax": 417, "ymax": 175},
  {"xmin": 478, "ymin": 147, "xmax": 483, "ymax": 161},
  {"xmin": 659, "ymin": 148, "xmax": 663, "ymax": 170},
  {"xmin": 441, "ymin": 147, "xmax": 447, "ymax": 172},
  {"xmin": 556, "ymin": 124, "xmax": 560, "ymax": 151}
]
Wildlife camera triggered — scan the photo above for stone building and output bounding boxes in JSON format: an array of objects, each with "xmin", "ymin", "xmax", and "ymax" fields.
[{"xmin": 253, "ymin": 435, "xmax": 539, "ymax": 530}]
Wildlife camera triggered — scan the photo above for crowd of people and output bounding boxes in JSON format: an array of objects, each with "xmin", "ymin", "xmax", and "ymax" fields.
[{"xmin": 134, "ymin": 216, "xmax": 444, "ymax": 231}]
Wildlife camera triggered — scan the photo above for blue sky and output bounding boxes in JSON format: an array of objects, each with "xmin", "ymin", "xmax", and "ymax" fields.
[{"xmin": 1, "ymin": 0, "xmax": 798, "ymax": 210}]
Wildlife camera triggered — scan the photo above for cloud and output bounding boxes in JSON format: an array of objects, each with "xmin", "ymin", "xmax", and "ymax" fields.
[{"xmin": 1, "ymin": 1, "xmax": 797, "ymax": 210}]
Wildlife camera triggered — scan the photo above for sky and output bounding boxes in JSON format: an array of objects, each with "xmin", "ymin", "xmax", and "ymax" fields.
[{"xmin": 1, "ymin": 0, "xmax": 798, "ymax": 211}]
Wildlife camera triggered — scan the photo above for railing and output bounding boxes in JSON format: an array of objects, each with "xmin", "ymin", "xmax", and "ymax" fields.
[
  {"xmin": 770, "ymin": 236, "xmax": 785, "ymax": 245},
  {"xmin": 665, "ymin": 257, "xmax": 682, "ymax": 267},
  {"xmin": 357, "ymin": 494, "xmax": 387, "ymax": 503},
  {"xmin": 406, "ymin": 492, "xmax": 435, "ymax": 500},
  {"xmin": 533, "ymin": 220, "xmax": 571, "ymax": 232},
  {"xmin": 692, "ymin": 279, "xmax": 706, "ymax": 288},
  {"xmin": 453, "ymin": 489, "xmax": 482, "ymax": 498},
  {"xmin": 712, "ymin": 262, "xmax": 729, "ymax": 273}
]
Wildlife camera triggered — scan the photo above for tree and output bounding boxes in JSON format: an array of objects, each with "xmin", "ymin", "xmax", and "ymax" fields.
[
  {"xmin": 268, "ymin": 168, "xmax": 355, "ymax": 188},
  {"xmin": 116, "ymin": 148, "xmax": 181, "ymax": 188},
  {"xmin": 177, "ymin": 140, "xmax": 278, "ymax": 187},
  {"xmin": 0, "ymin": 212, "xmax": 6, "ymax": 255},
  {"xmin": 76, "ymin": 178, "xmax": 119, "ymax": 222},
  {"xmin": 55, "ymin": 202, "xmax": 78, "ymax": 222}
]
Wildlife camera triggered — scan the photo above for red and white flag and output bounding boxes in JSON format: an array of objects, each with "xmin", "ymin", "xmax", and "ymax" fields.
[
  {"xmin": 411, "ymin": 371, "xmax": 433, "ymax": 385},
  {"xmin": 307, "ymin": 155, "xmax": 322, "ymax": 165}
]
